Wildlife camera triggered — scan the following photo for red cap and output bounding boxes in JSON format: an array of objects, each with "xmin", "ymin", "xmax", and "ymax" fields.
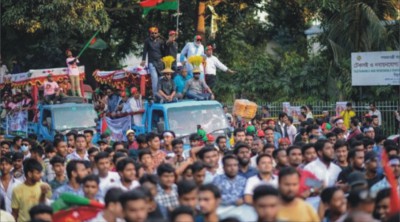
[
  {"xmin": 169, "ymin": 30, "xmax": 176, "ymax": 36},
  {"xmin": 206, "ymin": 134, "xmax": 215, "ymax": 142},
  {"xmin": 257, "ymin": 129, "xmax": 265, "ymax": 137},
  {"xmin": 195, "ymin": 35, "xmax": 202, "ymax": 40},
  {"xmin": 130, "ymin": 87, "xmax": 138, "ymax": 95},
  {"xmin": 120, "ymin": 91, "xmax": 126, "ymax": 97}
]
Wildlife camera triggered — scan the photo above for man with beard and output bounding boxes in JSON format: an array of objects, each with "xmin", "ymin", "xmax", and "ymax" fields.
[
  {"xmin": 337, "ymin": 149, "xmax": 365, "ymax": 185},
  {"xmin": 250, "ymin": 139, "xmax": 264, "ymax": 168},
  {"xmin": 215, "ymin": 136, "xmax": 228, "ymax": 154},
  {"xmin": 141, "ymin": 27, "xmax": 165, "ymax": 95},
  {"xmin": 244, "ymin": 154, "xmax": 278, "ymax": 204},
  {"xmin": 183, "ymin": 70, "xmax": 214, "ymax": 100},
  {"xmin": 195, "ymin": 184, "xmax": 221, "ymax": 222},
  {"xmin": 234, "ymin": 142, "xmax": 258, "ymax": 179},
  {"xmin": 107, "ymin": 158, "xmax": 140, "ymax": 192},
  {"xmin": 52, "ymin": 160, "xmax": 88, "ymax": 199},
  {"xmin": 212, "ymin": 155, "xmax": 246, "ymax": 206},
  {"xmin": 277, "ymin": 167, "xmax": 319, "ymax": 221},
  {"xmin": 54, "ymin": 139, "xmax": 68, "ymax": 158},
  {"xmin": 272, "ymin": 148, "xmax": 288, "ymax": 174},
  {"xmin": 11, "ymin": 159, "xmax": 52, "ymax": 222},
  {"xmin": 198, "ymin": 146, "xmax": 222, "ymax": 184},
  {"xmin": 304, "ymin": 139, "xmax": 342, "ymax": 187},
  {"xmin": 120, "ymin": 189, "xmax": 149, "ymax": 222},
  {"xmin": 364, "ymin": 151, "xmax": 383, "ymax": 188}
]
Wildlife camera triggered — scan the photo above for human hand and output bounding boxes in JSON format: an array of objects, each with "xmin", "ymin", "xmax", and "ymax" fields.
[
  {"xmin": 40, "ymin": 183, "xmax": 51, "ymax": 195},
  {"xmin": 210, "ymin": 94, "xmax": 215, "ymax": 100},
  {"xmin": 235, "ymin": 198, "xmax": 244, "ymax": 206}
]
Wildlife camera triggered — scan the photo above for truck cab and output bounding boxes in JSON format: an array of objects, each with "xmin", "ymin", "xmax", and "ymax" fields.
[
  {"xmin": 29, "ymin": 103, "xmax": 97, "ymax": 141},
  {"xmin": 133, "ymin": 100, "xmax": 231, "ymax": 148}
]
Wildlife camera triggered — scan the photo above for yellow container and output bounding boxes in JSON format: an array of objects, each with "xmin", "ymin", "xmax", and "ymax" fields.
[{"xmin": 233, "ymin": 99, "xmax": 258, "ymax": 119}]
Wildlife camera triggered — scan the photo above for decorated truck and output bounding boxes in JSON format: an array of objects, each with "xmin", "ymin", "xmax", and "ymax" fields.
[{"xmin": 94, "ymin": 67, "xmax": 231, "ymax": 147}]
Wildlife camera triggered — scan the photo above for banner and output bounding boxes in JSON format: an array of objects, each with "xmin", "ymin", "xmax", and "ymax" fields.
[
  {"xmin": 102, "ymin": 116, "xmax": 132, "ymax": 142},
  {"xmin": 282, "ymin": 102, "xmax": 290, "ymax": 114},
  {"xmin": 290, "ymin": 106, "xmax": 302, "ymax": 124},
  {"xmin": 351, "ymin": 51, "xmax": 400, "ymax": 86},
  {"xmin": 6, "ymin": 111, "xmax": 28, "ymax": 136},
  {"xmin": 336, "ymin": 102, "xmax": 347, "ymax": 116}
]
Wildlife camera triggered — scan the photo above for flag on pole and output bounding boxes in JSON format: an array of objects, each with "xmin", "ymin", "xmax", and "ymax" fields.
[
  {"xmin": 140, "ymin": 0, "xmax": 178, "ymax": 16},
  {"xmin": 89, "ymin": 37, "xmax": 107, "ymax": 50}
]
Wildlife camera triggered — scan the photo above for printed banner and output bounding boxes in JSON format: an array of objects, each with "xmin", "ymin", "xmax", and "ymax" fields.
[
  {"xmin": 282, "ymin": 102, "xmax": 291, "ymax": 114},
  {"xmin": 102, "ymin": 116, "xmax": 132, "ymax": 142},
  {"xmin": 290, "ymin": 106, "xmax": 302, "ymax": 124},
  {"xmin": 336, "ymin": 102, "xmax": 347, "ymax": 116},
  {"xmin": 7, "ymin": 111, "xmax": 28, "ymax": 136}
]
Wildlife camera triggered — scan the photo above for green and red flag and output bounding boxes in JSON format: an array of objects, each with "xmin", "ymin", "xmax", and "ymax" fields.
[
  {"xmin": 89, "ymin": 37, "xmax": 107, "ymax": 50},
  {"xmin": 140, "ymin": 0, "xmax": 178, "ymax": 16}
]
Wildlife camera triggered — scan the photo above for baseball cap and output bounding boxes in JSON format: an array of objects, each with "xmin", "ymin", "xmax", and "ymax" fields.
[
  {"xmin": 206, "ymin": 134, "xmax": 215, "ymax": 142},
  {"xmin": 347, "ymin": 171, "xmax": 368, "ymax": 188},
  {"xmin": 126, "ymin": 129, "xmax": 135, "ymax": 136},
  {"xmin": 364, "ymin": 151, "xmax": 378, "ymax": 162},
  {"xmin": 195, "ymin": 35, "xmax": 202, "ymax": 40},
  {"xmin": 169, "ymin": 30, "xmax": 176, "ymax": 36},
  {"xmin": 131, "ymin": 87, "xmax": 138, "ymax": 95}
]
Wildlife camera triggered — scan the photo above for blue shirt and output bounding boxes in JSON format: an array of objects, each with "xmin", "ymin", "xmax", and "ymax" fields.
[
  {"xmin": 212, "ymin": 174, "xmax": 247, "ymax": 205},
  {"xmin": 173, "ymin": 74, "xmax": 192, "ymax": 93},
  {"xmin": 238, "ymin": 167, "xmax": 258, "ymax": 179},
  {"xmin": 52, "ymin": 184, "xmax": 84, "ymax": 200}
]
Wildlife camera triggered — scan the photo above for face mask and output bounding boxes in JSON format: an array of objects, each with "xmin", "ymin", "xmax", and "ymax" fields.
[{"xmin": 21, "ymin": 145, "xmax": 29, "ymax": 152}]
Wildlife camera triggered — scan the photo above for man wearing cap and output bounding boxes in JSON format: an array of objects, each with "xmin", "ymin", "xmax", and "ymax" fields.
[
  {"xmin": 126, "ymin": 129, "xmax": 138, "ymax": 149},
  {"xmin": 128, "ymin": 87, "xmax": 144, "ymax": 126},
  {"xmin": 204, "ymin": 45, "xmax": 235, "ymax": 89},
  {"xmin": 364, "ymin": 151, "xmax": 384, "ymax": 188},
  {"xmin": 66, "ymin": 50, "xmax": 82, "ymax": 97},
  {"xmin": 156, "ymin": 56, "xmax": 177, "ymax": 103},
  {"xmin": 165, "ymin": 30, "xmax": 178, "ymax": 71},
  {"xmin": 180, "ymin": 35, "xmax": 205, "ymax": 78},
  {"xmin": 183, "ymin": 67, "xmax": 214, "ymax": 100},
  {"xmin": 141, "ymin": 27, "xmax": 165, "ymax": 95},
  {"xmin": 173, "ymin": 65, "xmax": 190, "ymax": 99},
  {"xmin": 340, "ymin": 102, "xmax": 356, "ymax": 129},
  {"xmin": 42, "ymin": 74, "xmax": 60, "ymax": 104}
]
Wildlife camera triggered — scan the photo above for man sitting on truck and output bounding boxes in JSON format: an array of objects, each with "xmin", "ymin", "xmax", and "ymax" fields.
[
  {"xmin": 155, "ymin": 56, "xmax": 177, "ymax": 103},
  {"xmin": 42, "ymin": 74, "xmax": 61, "ymax": 104},
  {"xmin": 183, "ymin": 71, "xmax": 214, "ymax": 101}
]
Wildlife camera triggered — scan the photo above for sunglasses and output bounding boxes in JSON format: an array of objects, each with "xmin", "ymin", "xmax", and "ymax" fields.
[
  {"xmin": 165, "ymin": 73, "xmax": 172, "ymax": 76},
  {"xmin": 196, "ymin": 39, "xmax": 202, "ymax": 41},
  {"xmin": 151, "ymin": 32, "xmax": 158, "ymax": 35}
]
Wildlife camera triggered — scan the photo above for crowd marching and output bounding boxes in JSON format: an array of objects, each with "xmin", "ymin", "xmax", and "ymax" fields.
[{"xmin": 0, "ymin": 27, "xmax": 399, "ymax": 222}]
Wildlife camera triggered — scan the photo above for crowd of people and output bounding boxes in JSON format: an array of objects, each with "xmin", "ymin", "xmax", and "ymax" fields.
[{"xmin": 0, "ymin": 100, "xmax": 399, "ymax": 222}]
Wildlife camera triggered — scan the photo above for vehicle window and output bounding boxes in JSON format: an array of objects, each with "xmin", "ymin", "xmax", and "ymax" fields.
[
  {"xmin": 168, "ymin": 104, "xmax": 229, "ymax": 137},
  {"xmin": 53, "ymin": 106, "xmax": 97, "ymax": 131},
  {"xmin": 42, "ymin": 110, "xmax": 52, "ymax": 130}
]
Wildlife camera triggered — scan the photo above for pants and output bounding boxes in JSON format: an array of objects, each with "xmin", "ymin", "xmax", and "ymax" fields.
[
  {"xmin": 149, "ymin": 62, "xmax": 162, "ymax": 96},
  {"xmin": 69, "ymin": 75, "xmax": 82, "ymax": 97},
  {"xmin": 155, "ymin": 93, "xmax": 178, "ymax": 103},
  {"xmin": 205, "ymin": 74, "xmax": 217, "ymax": 89},
  {"xmin": 186, "ymin": 90, "xmax": 211, "ymax": 100},
  {"xmin": 44, "ymin": 94, "xmax": 61, "ymax": 104}
]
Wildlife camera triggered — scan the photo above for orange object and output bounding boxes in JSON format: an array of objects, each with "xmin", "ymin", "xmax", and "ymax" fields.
[{"xmin": 232, "ymin": 99, "xmax": 258, "ymax": 119}]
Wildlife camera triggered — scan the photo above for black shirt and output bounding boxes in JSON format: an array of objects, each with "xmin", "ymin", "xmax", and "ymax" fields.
[
  {"xmin": 367, "ymin": 174, "xmax": 384, "ymax": 188},
  {"xmin": 157, "ymin": 77, "xmax": 176, "ymax": 95},
  {"xmin": 142, "ymin": 37, "xmax": 165, "ymax": 62},
  {"xmin": 337, "ymin": 166, "xmax": 365, "ymax": 183}
]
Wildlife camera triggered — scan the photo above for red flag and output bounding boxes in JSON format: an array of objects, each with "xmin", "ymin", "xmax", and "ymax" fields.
[
  {"xmin": 140, "ymin": 0, "xmax": 161, "ymax": 7},
  {"xmin": 382, "ymin": 151, "xmax": 400, "ymax": 215}
]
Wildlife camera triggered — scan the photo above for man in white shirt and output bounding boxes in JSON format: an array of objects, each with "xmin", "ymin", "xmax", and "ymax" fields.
[
  {"xmin": 304, "ymin": 139, "xmax": 341, "ymax": 187},
  {"xmin": 105, "ymin": 158, "xmax": 140, "ymax": 193},
  {"xmin": 244, "ymin": 153, "xmax": 278, "ymax": 205},
  {"xmin": 128, "ymin": 87, "xmax": 144, "ymax": 126},
  {"xmin": 180, "ymin": 35, "xmax": 205, "ymax": 78},
  {"xmin": 89, "ymin": 187, "xmax": 125, "ymax": 222},
  {"xmin": 368, "ymin": 102, "xmax": 382, "ymax": 126},
  {"xmin": 94, "ymin": 152, "xmax": 120, "ymax": 193},
  {"xmin": 204, "ymin": 45, "xmax": 235, "ymax": 89},
  {"xmin": 42, "ymin": 74, "xmax": 60, "ymax": 104}
]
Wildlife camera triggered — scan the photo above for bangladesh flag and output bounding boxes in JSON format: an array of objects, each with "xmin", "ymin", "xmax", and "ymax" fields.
[
  {"xmin": 140, "ymin": 0, "xmax": 178, "ymax": 16},
  {"xmin": 89, "ymin": 37, "xmax": 107, "ymax": 50}
]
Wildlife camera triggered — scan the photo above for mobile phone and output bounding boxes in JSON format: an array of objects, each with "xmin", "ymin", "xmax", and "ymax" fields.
[{"xmin": 305, "ymin": 178, "xmax": 323, "ymax": 189}]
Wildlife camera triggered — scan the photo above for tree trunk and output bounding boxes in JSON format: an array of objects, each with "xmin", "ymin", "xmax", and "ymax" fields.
[{"xmin": 196, "ymin": 0, "xmax": 206, "ymax": 43}]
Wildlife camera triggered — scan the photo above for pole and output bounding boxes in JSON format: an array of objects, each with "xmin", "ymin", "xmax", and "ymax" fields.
[
  {"xmin": 176, "ymin": 0, "xmax": 180, "ymax": 33},
  {"xmin": 77, "ymin": 30, "xmax": 100, "ymax": 58}
]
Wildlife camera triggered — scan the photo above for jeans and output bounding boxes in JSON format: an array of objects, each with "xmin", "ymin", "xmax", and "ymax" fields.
[
  {"xmin": 186, "ymin": 90, "xmax": 211, "ymax": 100},
  {"xmin": 155, "ymin": 93, "xmax": 178, "ymax": 103},
  {"xmin": 149, "ymin": 63, "xmax": 159, "ymax": 95}
]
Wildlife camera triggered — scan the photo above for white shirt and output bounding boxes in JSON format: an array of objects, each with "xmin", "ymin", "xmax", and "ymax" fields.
[
  {"xmin": 99, "ymin": 171, "xmax": 120, "ymax": 193},
  {"xmin": 128, "ymin": 97, "xmax": 143, "ymax": 126},
  {"xmin": 205, "ymin": 55, "xmax": 228, "ymax": 75},
  {"xmin": 180, "ymin": 42, "xmax": 205, "ymax": 72},
  {"xmin": 287, "ymin": 124, "xmax": 297, "ymax": 144},
  {"xmin": 105, "ymin": 179, "xmax": 140, "ymax": 192},
  {"xmin": 244, "ymin": 174, "xmax": 278, "ymax": 196},
  {"xmin": 368, "ymin": 110, "xmax": 382, "ymax": 125},
  {"xmin": 88, "ymin": 212, "xmax": 125, "ymax": 222},
  {"xmin": 0, "ymin": 177, "xmax": 23, "ymax": 213},
  {"xmin": 304, "ymin": 158, "xmax": 341, "ymax": 187},
  {"xmin": 66, "ymin": 57, "xmax": 80, "ymax": 76},
  {"xmin": 204, "ymin": 169, "xmax": 223, "ymax": 184},
  {"xmin": 250, "ymin": 155, "xmax": 258, "ymax": 168},
  {"xmin": 66, "ymin": 151, "xmax": 89, "ymax": 161}
]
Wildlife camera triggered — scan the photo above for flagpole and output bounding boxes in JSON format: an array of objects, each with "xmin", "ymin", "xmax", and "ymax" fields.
[
  {"xmin": 77, "ymin": 30, "xmax": 100, "ymax": 58},
  {"xmin": 176, "ymin": 0, "xmax": 180, "ymax": 33}
]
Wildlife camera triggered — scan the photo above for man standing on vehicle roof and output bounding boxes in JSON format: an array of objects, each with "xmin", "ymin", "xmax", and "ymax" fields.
[
  {"xmin": 128, "ymin": 87, "xmax": 144, "ymax": 126},
  {"xmin": 141, "ymin": 27, "xmax": 165, "ymax": 96},
  {"xmin": 180, "ymin": 35, "xmax": 205, "ymax": 79},
  {"xmin": 66, "ymin": 49, "xmax": 82, "ymax": 97},
  {"xmin": 204, "ymin": 45, "xmax": 235, "ymax": 89}
]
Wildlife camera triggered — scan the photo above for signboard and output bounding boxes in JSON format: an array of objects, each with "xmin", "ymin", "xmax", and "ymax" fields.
[
  {"xmin": 6, "ymin": 111, "xmax": 28, "ymax": 137},
  {"xmin": 351, "ymin": 51, "xmax": 400, "ymax": 86},
  {"xmin": 336, "ymin": 102, "xmax": 347, "ymax": 116}
]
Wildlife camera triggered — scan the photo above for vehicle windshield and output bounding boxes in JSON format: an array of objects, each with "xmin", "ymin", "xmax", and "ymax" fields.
[
  {"xmin": 167, "ymin": 104, "xmax": 229, "ymax": 137},
  {"xmin": 53, "ymin": 106, "xmax": 97, "ymax": 130}
]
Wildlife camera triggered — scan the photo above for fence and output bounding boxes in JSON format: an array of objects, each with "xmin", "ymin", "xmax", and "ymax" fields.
[{"xmin": 227, "ymin": 101, "xmax": 400, "ymax": 136}]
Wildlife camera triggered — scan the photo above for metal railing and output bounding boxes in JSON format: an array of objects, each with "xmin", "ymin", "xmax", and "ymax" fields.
[{"xmin": 226, "ymin": 101, "xmax": 400, "ymax": 136}]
